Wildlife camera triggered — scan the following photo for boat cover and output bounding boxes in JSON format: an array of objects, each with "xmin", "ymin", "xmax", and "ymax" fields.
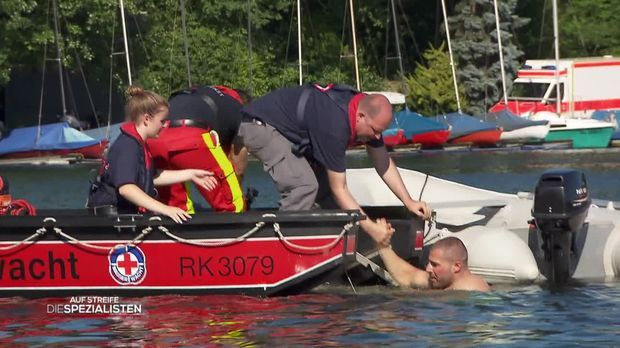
[
  {"xmin": 391, "ymin": 109, "xmax": 449, "ymax": 139},
  {"xmin": 83, "ymin": 122, "xmax": 122, "ymax": 143},
  {"xmin": 0, "ymin": 122, "xmax": 102, "ymax": 156},
  {"xmin": 432, "ymin": 112, "xmax": 499, "ymax": 139},
  {"xmin": 485, "ymin": 109, "xmax": 549, "ymax": 131}
]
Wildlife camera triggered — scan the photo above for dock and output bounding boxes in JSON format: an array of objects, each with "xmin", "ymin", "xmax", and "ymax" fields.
[{"xmin": 0, "ymin": 155, "xmax": 100, "ymax": 166}]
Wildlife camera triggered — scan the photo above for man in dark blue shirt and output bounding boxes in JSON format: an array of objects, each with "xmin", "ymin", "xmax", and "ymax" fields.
[{"xmin": 240, "ymin": 83, "xmax": 431, "ymax": 246}]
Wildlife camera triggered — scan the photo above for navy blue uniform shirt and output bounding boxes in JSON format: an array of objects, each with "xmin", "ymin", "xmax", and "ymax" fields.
[{"xmin": 242, "ymin": 85, "xmax": 352, "ymax": 172}]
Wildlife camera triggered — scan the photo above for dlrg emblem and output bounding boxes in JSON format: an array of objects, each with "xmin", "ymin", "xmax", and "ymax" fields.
[{"xmin": 109, "ymin": 245, "xmax": 147, "ymax": 285}]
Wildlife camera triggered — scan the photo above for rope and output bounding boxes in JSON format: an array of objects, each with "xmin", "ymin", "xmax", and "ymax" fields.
[
  {"xmin": 47, "ymin": 216, "xmax": 154, "ymax": 254},
  {"xmin": 423, "ymin": 210, "xmax": 436, "ymax": 239},
  {"xmin": 0, "ymin": 227, "xmax": 47, "ymax": 252},
  {"xmin": 51, "ymin": 225, "xmax": 152, "ymax": 253},
  {"xmin": 37, "ymin": 0, "xmax": 52, "ymax": 142},
  {"xmin": 273, "ymin": 221, "xmax": 353, "ymax": 253},
  {"xmin": 156, "ymin": 212, "xmax": 353, "ymax": 252},
  {"xmin": 60, "ymin": 11, "xmax": 98, "ymax": 127},
  {"xmin": 418, "ymin": 173, "xmax": 429, "ymax": 201},
  {"xmin": 106, "ymin": 10, "xmax": 116, "ymax": 140},
  {"xmin": 158, "ymin": 221, "xmax": 267, "ymax": 247},
  {"xmin": 8, "ymin": 214, "xmax": 356, "ymax": 256}
]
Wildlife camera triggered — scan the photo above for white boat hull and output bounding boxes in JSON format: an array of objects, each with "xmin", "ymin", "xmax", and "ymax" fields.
[
  {"xmin": 500, "ymin": 124, "xmax": 550, "ymax": 142},
  {"xmin": 347, "ymin": 167, "xmax": 620, "ymax": 284}
]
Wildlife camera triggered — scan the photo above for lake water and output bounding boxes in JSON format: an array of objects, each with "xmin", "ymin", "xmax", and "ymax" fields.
[{"xmin": 1, "ymin": 148, "xmax": 619, "ymax": 346}]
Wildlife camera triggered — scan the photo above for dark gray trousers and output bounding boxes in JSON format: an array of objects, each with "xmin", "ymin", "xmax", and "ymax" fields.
[{"xmin": 239, "ymin": 121, "xmax": 325, "ymax": 210}]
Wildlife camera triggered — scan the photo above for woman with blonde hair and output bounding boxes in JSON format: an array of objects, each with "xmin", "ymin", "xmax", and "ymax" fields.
[{"xmin": 88, "ymin": 86, "xmax": 217, "ymax": 223}]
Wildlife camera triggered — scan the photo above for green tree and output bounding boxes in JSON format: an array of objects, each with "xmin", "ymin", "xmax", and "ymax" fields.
[
  {"xmin": 405, "ymin": 43, "xmax": 467, "ymax": 116},
  {"xmin": 448, "ymin": 0, "xmax": 529, "ymax": 115},
  {"xmin": 516, "ymin": 0, "xmax": 620, "ymax": 59},
  {"xmin": 559, "ymin": 0, "xmax": 620, "ymax": 57},
  {"xmin": 0, "ymin": 0, "xmax": 53, "ymax": 85}
]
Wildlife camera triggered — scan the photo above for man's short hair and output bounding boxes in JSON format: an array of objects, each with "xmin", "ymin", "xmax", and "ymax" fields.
[
  {"xmin": 432, "ymin": 236, "xmax": 468, "ymax": 264},
  {"xmin": 358, "ymin": 94, "xmax": 386, "ymax": 119}
]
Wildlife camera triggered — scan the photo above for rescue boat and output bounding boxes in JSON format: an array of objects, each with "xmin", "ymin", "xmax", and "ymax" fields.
[{"xmin": 0, "ymin": 207, "xmax": 423, "ymax": 297}]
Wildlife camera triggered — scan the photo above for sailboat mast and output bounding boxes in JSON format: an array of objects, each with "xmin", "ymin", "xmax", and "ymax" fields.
[
  {"xmin": 493, "ymin": 0, "xmax": 508, "ymax": 106},
  {"xmin": 247, "ymin": 0, "xmax": 254, "ymax": 94},
  {"xmin": 180, "ymin": 0, "xmax": 192, "ymax": 88},
  {"xmin": 349, "ymin": 0, "xmax": 361, "ymax": 90},
  {"xmin": 106, "ymin": 17, "xmax": 116, "ymax": 140},
  {"xmin": 51, "ymin": 0, "xmax": 67, "ymax": 116},
  {"xmin": 119, "ymin": 0, "xmax": 133, "ymax": 86},
  {"xmin": 552, "ymin": 0, "xmax": 561, "ymax": 115},
  {"xmin": 440, "ymin": 0, "xmax": 462, "ymax": 113},
  {"xmin": 297, "ymin": 0, "xmax": 303, "ymax": 85},
  {"xmin": 389, "ymin": 0, "xmax": 406, "ymax": 89}
]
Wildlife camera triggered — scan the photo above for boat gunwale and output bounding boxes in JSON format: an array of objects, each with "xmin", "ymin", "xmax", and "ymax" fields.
[{"xmin": 0, "ymin": 209, "xmax": 366, "ymax": 229}]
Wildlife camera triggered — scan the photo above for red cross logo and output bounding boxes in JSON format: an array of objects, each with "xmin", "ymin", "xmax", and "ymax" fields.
[{"xmin": 117, "ymin": 252, "xmax": 139, "ymax": 276}]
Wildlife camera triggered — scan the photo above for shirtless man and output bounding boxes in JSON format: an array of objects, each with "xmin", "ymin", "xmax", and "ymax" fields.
[{"xmin": 377, "ymin": 230, "xmax": 490, "ymax": 291}]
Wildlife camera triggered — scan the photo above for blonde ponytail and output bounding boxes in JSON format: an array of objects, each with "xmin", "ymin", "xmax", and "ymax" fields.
[{"xmin": 125, "ymin": 85, "xmax": 168, "ymax": 122}]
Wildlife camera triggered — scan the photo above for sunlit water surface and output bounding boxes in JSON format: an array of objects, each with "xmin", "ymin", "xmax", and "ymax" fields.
[{"xmin": 1, "ymin": 148, "xmax": 620, "ymax": 346}]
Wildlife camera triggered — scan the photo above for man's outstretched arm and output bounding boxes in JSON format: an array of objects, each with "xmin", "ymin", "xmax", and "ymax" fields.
[
  {"xmin": 377, "ymin": 244, "xmax": 430, "ymax": 289},
  {"xmin": 326, "ymin": 169, "xmax": 394, "ymax": 246},
  {"xmin": 366, "ymin": 145, "xmax": 431, "ymax": 220}
]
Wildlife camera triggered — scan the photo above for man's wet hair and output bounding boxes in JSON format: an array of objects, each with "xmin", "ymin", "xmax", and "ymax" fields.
[{"xmin": 432, "ymin": 236, "xmax": 468, "ymax": 264}]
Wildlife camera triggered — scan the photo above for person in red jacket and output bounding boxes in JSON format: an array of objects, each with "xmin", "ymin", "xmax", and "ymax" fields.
[
  {"xmin": 148, "ymin": 85, "xmax": 250, "ymax": 213},
  {"xmin": 88, "ymin": 86, "xmax": 217, "ymax": 223}
]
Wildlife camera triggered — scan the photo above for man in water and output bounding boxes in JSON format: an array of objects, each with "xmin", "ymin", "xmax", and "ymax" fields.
[{"xmin": 377, "ymin": 232, "xmax": 490, "ymax": 291}]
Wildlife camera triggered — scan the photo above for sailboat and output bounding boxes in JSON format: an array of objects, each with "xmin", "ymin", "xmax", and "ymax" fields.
[
  {"xmin": 78, "ymin": 0, "xmax": 134, "ymax": 145},
  {"xmin": 485, "ymin": 0, "xmax": 550, "ymax": 143},
  {"xmin": 0, "ymin": 0, "xmax": 107, "ymax": 159},
  {"xmin": 430, "ymin": 0, "xmax": 502, "ymax": 147},
  {"xmin": 493, "ymin": 0, "xmax": 613, "ymax": 148},
  {"xmin": 535, "ymin": 1, "xmax": 614, "ymax": 149},
  {"xmin": 365, "ymin": 0, "xmax": 451, "ymax": 148}
]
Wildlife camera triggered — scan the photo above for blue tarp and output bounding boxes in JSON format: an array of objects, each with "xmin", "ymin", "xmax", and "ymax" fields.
[
  {"xmin": 432, "ymin": 112, "xmax": 498, "ymax": 140},
  {"xmin": 485, "ymin": 109, "xmax": 549, "ymax": 132},
  {"xmin": 592, "ymin": 110, "xmax": 620, "ymax": 140},
  {"xmin": 0, "ymin": 122, "xmax": 101, "ymax": 156},
  {"xmin": 390, "ymin": 109, "xmax": 449, "ymax": 139},
  {"xmin": 82, "ymin": 123, "xmax": 122, "ymax": 143}
]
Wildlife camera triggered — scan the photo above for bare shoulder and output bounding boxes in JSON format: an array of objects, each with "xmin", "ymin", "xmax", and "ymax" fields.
[{"xmin": 452, "ymin": 274, "xmax": 491, "ymax": 292}]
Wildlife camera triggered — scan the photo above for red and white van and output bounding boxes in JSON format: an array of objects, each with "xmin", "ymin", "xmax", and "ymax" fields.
[{"xmin": 490, "ymin": 56, "xmax": 620, "ymax": 118}]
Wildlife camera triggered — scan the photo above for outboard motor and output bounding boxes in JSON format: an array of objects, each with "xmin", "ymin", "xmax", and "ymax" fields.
[{"xmin": 530, "ymin": 169, "xmax": 590, "ymax": 285}]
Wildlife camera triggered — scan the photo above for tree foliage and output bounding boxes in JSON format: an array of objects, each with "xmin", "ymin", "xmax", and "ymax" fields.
[
  {"xmin": 405, "ymin": 43, "xmax": 468, "ymax": 116},
  {"xmin": 448, "ymin": 0, "xmax": 529, "ymax": 115},
  {"xmin": 559, "ymin": 0, "xmax": 620, "ymax": 57},
  {"xmin": 2, "ymin": 0, "xmax": 620, "ymax": 122},
  {"xmin": 517, "ymin": 0, "xmax": 620, "ymax": 59}
]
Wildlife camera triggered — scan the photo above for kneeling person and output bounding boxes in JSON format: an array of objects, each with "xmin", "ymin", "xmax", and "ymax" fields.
[
  {"xmin": 378, "ymin": 235, "xmax": 490, "ymax": 291},
  {"xmin": 148, "ymin": 85, "xmax": 250, "ymax": 213}
]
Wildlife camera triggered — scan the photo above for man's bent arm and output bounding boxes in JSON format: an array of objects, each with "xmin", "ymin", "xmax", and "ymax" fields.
[
  {"xmin": 377, "ymin": 244, "xmax": 430, "ymax": 289},
  {"xmin": 367, "ymin": 145, "xmax": 431, "ymax": 219},
  {"xmin": 230, "ymin": 136, "xmax": 248, "ymax": 183}
]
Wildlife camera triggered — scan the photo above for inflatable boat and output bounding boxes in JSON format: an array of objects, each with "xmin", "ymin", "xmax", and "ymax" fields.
[{"xmin": 347, "ymin": 168, "xmax": 620, "ymax": 286}]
